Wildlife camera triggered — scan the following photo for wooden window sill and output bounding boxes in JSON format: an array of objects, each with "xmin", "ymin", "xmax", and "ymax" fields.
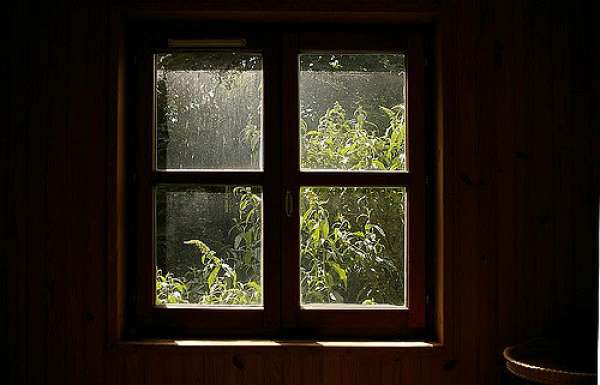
[{"xmin": 113, "ymin": 339, "xmax": 445, "ymax": 355}]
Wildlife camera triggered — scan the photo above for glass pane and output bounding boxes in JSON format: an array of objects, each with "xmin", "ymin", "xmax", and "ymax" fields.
[
  {"xmin": 300, "ymin": 187, "xmax": 406, "ymax": 307},
  {"xmin": 155, "ymin": 52, "xmax": 263, "ymax": 170},
  {"xmin": 299, "ymin": 53, "xmax": 406, "ymax": 171},
  {"xmin": 155, "ymin": 185, "xmax": 262, "ymax": 306}
]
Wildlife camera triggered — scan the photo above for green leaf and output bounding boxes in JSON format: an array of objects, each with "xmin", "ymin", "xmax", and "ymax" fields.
[
  {"xmin": 207, "ymin": 266, "xmax": 221, "ymax": 288},
  {"xmin": 234, "ymin": 234, "xmax": 243, "ymax": 249},
  {"xmin": 379, "ymin": 106, "xmax": 395, "ymax": 118},
  {"xmin": 245, "ymin": 208, "xmax": 255, "ymax": 224},
  {"xmin": 184, "ymin": 239, "xmax": 208, "ymax": 251},
  {"xmin": 244, "ymin": 231, "xmax": 252, "ymax": 247},
  {"xmin": 372, "ymin": 159, "xmax": 385, "ymax": 170},
  {"xmin": 371, "ymin": 224, "xmax": 386, "ymax": 237},
  {"xmin": 332, "ymin": 291, "xmax": 344, "ymax": 302},
  {"xmin": 329, "ymin": 261, "xmax": 348, "ymax": 288},
  {"xmin": 333, "ymin": 227, "xmax": 342, "ymax": 241},
  {"xmin": 311, "ymin": 227, "xmax": 320, "ymax": 243},
  {"xmin": 321, "ymin": 218, "xmax": 330, "ymax": 239},
  {"xmin": 247, "ymin": 281, "xmax": 261, "ymax": 293}
]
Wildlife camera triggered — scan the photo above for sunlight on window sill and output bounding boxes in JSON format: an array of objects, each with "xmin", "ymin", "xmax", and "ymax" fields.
[
  {"xmin": 175, "ymin": 340, "xmax": 437, "ymax": 348},
  {"xmin": 118, "ymin": 339, "xmax": 443, "ymax": 351}
]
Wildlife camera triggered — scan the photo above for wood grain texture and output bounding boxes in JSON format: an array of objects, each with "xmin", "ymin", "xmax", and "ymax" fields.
[{"xmin": 7, "ymin": 1, "xmax": 598, "ymax": 385}]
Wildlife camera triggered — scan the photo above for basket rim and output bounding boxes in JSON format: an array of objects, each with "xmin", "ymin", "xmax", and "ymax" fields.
[{"xmin": 503, "ymin": 345, "xmax": 597, "ymax": 378}]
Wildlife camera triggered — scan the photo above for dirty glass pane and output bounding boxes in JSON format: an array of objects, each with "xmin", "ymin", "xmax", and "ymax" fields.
[
  {"xmin": 299, "ymin": 186, "xmax": 406, "ymax": 307},
  {"xmin": 299, "ymin": 53, "xmax": 406, "ymax": 171},
  {"xmin": 155, "ymin": 185, "xmax": 262, "ymax": 306},
  {"xmin": 155, "ymin": 53, "xmax": 263, "ymax": 170}
]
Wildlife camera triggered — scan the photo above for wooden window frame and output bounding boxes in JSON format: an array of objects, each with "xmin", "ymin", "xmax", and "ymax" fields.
[{"xmin": 126, "ymin": 22, "xmax": 430, "ymax": 339}]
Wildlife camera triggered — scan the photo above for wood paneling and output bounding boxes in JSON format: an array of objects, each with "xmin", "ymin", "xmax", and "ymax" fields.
[{"xmin": 7, "ymin": 1, "xmax": 598, "ymax": 385}]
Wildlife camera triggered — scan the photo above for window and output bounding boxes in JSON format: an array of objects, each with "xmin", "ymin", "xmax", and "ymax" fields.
[{"xmin": 129, "ymin": 25, "xmax": 428, "ymax": 338}]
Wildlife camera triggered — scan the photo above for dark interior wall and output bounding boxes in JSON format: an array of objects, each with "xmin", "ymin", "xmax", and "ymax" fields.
[{"xmin": 7, "ymin": 1, "xmax": 598, "ymax": 385}]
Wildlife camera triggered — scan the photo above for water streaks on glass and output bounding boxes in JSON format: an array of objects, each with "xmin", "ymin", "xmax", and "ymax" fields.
[{"xmin": 155, "ymin": 52, "xmax": 263, "ymax": 170}]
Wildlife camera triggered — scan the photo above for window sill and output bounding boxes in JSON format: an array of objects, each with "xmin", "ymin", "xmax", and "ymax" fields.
[{"xmin": 113, "ymin": 339, "xmax": 445, "ymax": 355}]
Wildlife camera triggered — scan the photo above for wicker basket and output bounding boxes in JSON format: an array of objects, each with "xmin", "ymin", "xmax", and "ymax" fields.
[{"xmin": 503, "ymin": 339, "xmax": 597, "ymax": 385}]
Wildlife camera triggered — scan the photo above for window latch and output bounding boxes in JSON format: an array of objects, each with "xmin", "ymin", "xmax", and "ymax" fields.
[{"xmin": 285, "ymin": 190, "xmax": 294, "ymax": 218}]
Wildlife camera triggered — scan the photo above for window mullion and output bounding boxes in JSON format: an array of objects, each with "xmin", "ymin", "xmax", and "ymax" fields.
[
  {"xmin": 261, "ymin": 33, "xmax": 284, "ymax": 333},
  {"xmin": 298, "ymin": 172, "xmax": 412, "ymax": 187},
  {"xmin": 280, "ymin": 32, "xmax": 302, "ymax": 333},
  {"xmin": 151, "ymin": 170, "xmax": 264, "ymax": 185}
]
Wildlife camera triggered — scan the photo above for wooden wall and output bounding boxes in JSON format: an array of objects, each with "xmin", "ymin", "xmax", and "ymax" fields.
[{"xmin": 7, "ymin": 1, "xmax": 598, "ymax": 384}]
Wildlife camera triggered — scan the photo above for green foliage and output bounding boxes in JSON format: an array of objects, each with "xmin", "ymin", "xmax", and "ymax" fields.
[
  {"xmin": 156, "ymin": 269, "xmax": 189, "ymax": 304},
  {"xmin": 301, "ymin": 102, "xmax": 405, "ymax": 171},
  {"xmin": 155, "ymin": 187, "xmax": 262, "ymax": 306},
  {"xmin": 156, "ymin": 102, "xmax": 406, "ymax": 306},
  {"xmin": 299, "ymin": 187, "xmax": 404, "ymax": 305},
  {"xmin": 299, "ymin": 103, "xmax": 406, "ymax": 305}
]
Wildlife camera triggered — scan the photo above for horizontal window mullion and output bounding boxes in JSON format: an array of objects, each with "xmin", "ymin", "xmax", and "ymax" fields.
[
  {"xmin": 298, "ymin": 31, "xmax": 408, "ymax": 51},
  {"xmin": 146, "ymin": 307, "xmax": 269, "ymax": 338},
  {"xmin": 152, "ymin": 170, "xmax": 264, "ymax": 185},
  {"xmin": 294, "ymin": 308, "xmax": 421, "ymax": 338},
  {"xmin": 298, "ymin": 171, "xmax": 411, "ymax": 187}
]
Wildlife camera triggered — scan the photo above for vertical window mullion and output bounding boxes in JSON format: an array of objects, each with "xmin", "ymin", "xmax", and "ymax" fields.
[
  {"xmin": 262, "ymin": 34, "xmax": 283, "ymax": 333},
  {"xmin": 280, "ymin": 32, "xmax": 302, "ymax": 333}
]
